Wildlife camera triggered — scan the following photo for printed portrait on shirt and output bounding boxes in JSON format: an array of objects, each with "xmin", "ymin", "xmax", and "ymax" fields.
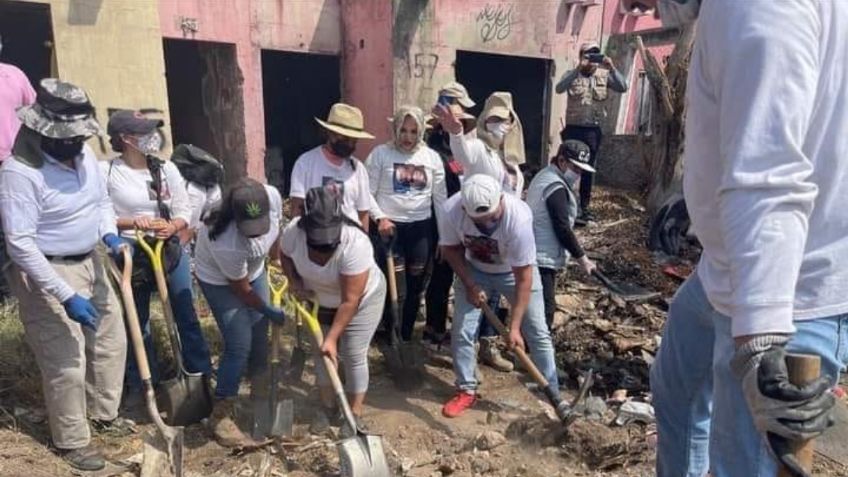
[
  {"xmin": 147, "ymin": 179, "xmax": 172, "ymax": 201},
  {"xmin": 393, "ymin": 164, "xmax": 428, "ymax": 193},
  {"xmin": 463, "ymin": 235, "xmax": 501, "ymax": 264},
  {"xmin": 321, "ymin": 176, "xmax": 345, "ymax": 199}
]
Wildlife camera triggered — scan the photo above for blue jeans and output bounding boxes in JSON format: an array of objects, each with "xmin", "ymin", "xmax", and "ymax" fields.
[
  {"xmin": 452, "ymin": 266, "xmax": 559, "ymax": 393},
  {"xmin": 199, "ymin": 273, "xmax": 270, "ymax": 398},
  {"xmin": 126, "ymin": 250, "xmax": 212, "ymax": 390},
  {"xmin": 651, "ymin": 273, "xmax": 848, "ymax": 477}
]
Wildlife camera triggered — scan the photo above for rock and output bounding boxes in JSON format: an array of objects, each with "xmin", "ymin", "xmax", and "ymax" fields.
[
  {"xmin": 486, "ymin": 411, "xmax": 504, "ymax": 425},
  {"xmin": 551, "ymin": 311, "xmax": 568, "ymax": 330},
  {"xmin": 614, "ymin": 400, "xmax": 656, "ymax": 425},
  {"xmin": 580, "ymin": 396, "xmax": 608, "ymax": 420},
  {"xmin": 555, "ymin": 293, "xmax": 581, "ymax": 311},
  {"xmin": 608, "ymin": 389, "xmax": 628, "ymax": 404},
  {"xmin": 475, "ymin": 430, "xmax": 507, "ymax": 451},
  {"xmin": 401, "ymin": 458, "xmax": 415, "ymax": 473},
  {"xmin": 470, "ymin": 456, "xmax": 491, "ymax": 474},
  {"xmin": 591, "ymin": 319, "xmax": 614, "ymax": 332}
]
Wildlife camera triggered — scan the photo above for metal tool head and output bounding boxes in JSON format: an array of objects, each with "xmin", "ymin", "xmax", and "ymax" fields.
[
  {"xmin": 337, "ymin": 431, "xmax": 392, "ymax": 477},
  {"xmin": 157, "ymin": 372, "xmax": 213, "ymax": 427},
  {"xmin": 252, "ymin": 396, "xmax": 294, "ymax": 440}
]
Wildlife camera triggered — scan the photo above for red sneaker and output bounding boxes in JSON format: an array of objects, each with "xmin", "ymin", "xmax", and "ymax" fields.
[{"xmin": 442, "ymin": 391, "xmax": 477, "ymax": 418}]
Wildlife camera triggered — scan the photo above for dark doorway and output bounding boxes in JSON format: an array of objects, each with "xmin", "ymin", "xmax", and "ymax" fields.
[
  {"xmin": 0, "ymin": 1, "xmax": 54, "ymax": 85},
  {"xmin": 455, "ymin": 50, "xmax": 552, "ymax": 168},
  {"xmin": 261, "ymin": 50, "xmax": 340, "ymax": 195},
  {"xmin": 163, "ymin": 38, "xmax": 247, "ymax": 183}
]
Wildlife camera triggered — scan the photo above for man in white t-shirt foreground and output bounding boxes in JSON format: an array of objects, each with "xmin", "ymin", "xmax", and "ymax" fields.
[
  {"xmin": 289, "ymin": 103, "xmax": 374, "ymax": 231},
  {"xmin": 438, "ymin": 174, "xmax": 560, "ymax": 417}
]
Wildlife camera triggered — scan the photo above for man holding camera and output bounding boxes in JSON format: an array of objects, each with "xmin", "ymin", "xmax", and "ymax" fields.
[{"xmin": 556, "ymin": 42, "xmax": 628, "ymax": 224}]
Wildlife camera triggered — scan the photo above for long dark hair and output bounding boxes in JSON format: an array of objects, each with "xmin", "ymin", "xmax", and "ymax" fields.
[{"xmin": 205, "ymin": 177, "xmax": 259, "ymax": 241}]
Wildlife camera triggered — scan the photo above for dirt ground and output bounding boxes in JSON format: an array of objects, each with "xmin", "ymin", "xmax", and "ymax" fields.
[{"xmin": 0, "ymin": 187, "xmax": 844, "ymax": 477}]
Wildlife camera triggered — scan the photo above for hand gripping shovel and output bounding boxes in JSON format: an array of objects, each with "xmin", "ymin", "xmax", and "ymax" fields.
[
  {"xmin": 480, "ymin": 302, "xmax": 573, "ymax": 424},
  {"xmin": 252, "ymin": 271, "xmax": 294, "ymax": 440},
  {"xmin": 136, "ymin": 231, "xmax": 213, "ymax": 426},
  {"xmin": 381, "ymin": 236, "xmax": 424, "ymax": 391},
  {"xmin": 292, "ymin": 298, "xmax": 392, "ymax": 477},
  {"xmin": 109, "ymin": 248, "xmax": 184, "ymax": 477}
]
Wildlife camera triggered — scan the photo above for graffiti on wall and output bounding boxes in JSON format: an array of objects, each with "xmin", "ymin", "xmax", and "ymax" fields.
[
  {"xmin": 413, "ymin": 53, "xmax": 439, "ymax": 80},
  {"xmin": 476, "ymin": 4, "xmax": 518, "ymax": 43}
]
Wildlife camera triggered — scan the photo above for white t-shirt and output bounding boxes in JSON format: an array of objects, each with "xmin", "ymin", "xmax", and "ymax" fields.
[
  {"xmin": 100, "ymin": 158, "xmax": 192, "ymax": 238},
  {"xmin": 194, "ymin": 184, "xmax": 282, "ymax": 286},
  {"xmin": 448, "ymin": 133, "xmax": 524, "ymax": 196},
  {"xmin": 366, "ymin": 143, "xmax": 447, "ymax": 224},
  {"xmin": 281, "ymin": 218, "xmax": 382, "ymax": 308},
  {"xmin": 289, "ymin": 146, "xmax": 371, "ymax": 223},
  {"xmin": 186, "ymin": 181, "xmax": 222, "ymax": 229},
  {"xmin": 438, "ymin": 193, "xmax": 536, "ymax": 274}
]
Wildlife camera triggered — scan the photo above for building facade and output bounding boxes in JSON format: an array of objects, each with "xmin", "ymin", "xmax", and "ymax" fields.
[{"xmin": 0, "ymin": 0, "xmax": 675, "ymax": 189}]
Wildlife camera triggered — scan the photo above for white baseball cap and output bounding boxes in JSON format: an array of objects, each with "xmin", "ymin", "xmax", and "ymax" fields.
[{"xmin": 462, "ymin": 174, "xmax": 503, "ymax": 218}]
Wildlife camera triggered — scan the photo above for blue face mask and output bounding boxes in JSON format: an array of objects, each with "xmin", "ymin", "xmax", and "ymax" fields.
[
  {"xmin": 474, "ymin": 217, "xmax": 501, "ymax": 235},
  {"xmin": 657, "ymin": 0, "xmax": 701, "ymax": 28}
]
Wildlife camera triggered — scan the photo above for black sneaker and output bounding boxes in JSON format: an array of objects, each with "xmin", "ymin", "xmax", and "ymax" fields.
[
  {"xmin": 91, "ymin": 417, "xmax": 137, "ymax": 437},
  {"xmin": 57, "ymin": 445, "xmax": 106, "ymax": 471}
]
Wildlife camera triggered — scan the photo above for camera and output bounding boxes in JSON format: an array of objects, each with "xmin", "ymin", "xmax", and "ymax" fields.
[{"xmin": 586, "ymin": 53, "xmax": 605, "ymax": 64}]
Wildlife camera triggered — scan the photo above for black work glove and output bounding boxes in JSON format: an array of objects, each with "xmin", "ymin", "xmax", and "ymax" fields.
[{"xmin": 731, "ymin": 335, "xmax": 835, "ymax": 477}]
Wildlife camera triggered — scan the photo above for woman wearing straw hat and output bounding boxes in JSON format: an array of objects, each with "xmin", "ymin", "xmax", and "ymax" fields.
[
  {"xmin": 290, "ymin": 103, "xmax": 375, "ymax": 230},
  {"xmin": 366, "ymin": 106, "xmax": 447, "ymax": 343}
]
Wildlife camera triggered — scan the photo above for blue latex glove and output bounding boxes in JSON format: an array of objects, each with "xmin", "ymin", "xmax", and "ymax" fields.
[
  {"xmin": 102, "ymin": 233, "xmax": 133, "ymax": 259},
  {"xmin": 62, "ymin": 294, "xmax": 98, "ymax": 330},
  {"xmin": 260, "ymin": 303, "xmax": 287, "ymax": 325}
]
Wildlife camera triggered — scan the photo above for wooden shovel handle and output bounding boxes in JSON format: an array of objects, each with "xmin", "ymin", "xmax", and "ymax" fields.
[
  {"xmin": 777, "ymin": 353, "xmax": 821, "ymax": 477},
  {"xmin": 480, "ymin": 302, "xmax": 549, "ymax": 388},
  {"xmin": 109, "ymin": 248, "xmax": 154, "ymax": 381}
]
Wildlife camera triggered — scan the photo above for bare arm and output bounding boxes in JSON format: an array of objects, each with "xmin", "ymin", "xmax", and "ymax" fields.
[{"xmin": 290, "ymin": 197, "xmax": 304, "ymax": 218}]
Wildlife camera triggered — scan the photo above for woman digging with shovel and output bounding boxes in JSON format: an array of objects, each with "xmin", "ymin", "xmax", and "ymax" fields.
[
  {"xmin": 280, "ymin": 187, "xmax": 386, "ymax": 435},
  {"xmin": 194, "ymin": 178, "xmax": 287, "ymax": 447}
]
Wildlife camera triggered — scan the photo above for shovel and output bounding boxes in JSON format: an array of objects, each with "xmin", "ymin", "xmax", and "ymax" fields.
[
  {"xmin": 252, "ymin": 271, "xmax": 294, "ymax": 439},
  {"xmin": 292, "ymin": 298, "xmax": 392, "ymax": 477},
  {"xmin": 269, "ymin": 264, "xmax": 307, "ymax": 382},
  {"xmin": 591, "ymin": 269, "xmax": 660, "ymax": 302},
  {"xmin": 381, "ymin": 235, "xmax": 424, "ymax": 390},
  {"xmin": 480, "ymin": 302, "xmax": 573, "ymax": 424},
  {"xmin": 109, "ymin": 248, "xmax": 183, "ymax": 477},
  {"xmin": 136, "ymin": 231, "xmax": 213, "ymax": 426}
]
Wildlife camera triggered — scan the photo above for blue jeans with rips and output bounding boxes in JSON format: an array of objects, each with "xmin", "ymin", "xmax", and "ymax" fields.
[
  {"xmin": 199, "ymin": 272, "xmax": 270, "ymax": 398},
  {"xmin": 451, "ymin": 266, "xmax": 559, "ymax": 394},
  {"xmin": 125, "ymin": 250, "xmax": 212, "ymax": 391},
  {"xmin": 651, "ymin": 272, "xmax": 848, "ymax": 477}
]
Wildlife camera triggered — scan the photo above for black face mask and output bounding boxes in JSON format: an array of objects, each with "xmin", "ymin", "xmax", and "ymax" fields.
[
  {"xmin": 328, "ymin": 139, "xmax": 356, "ymax": 158},
  {"xmin": 41, "ymin": 136, "xmax": 85, "ymax": 161},
  {"xmin": 308, "ymin": 242, "xmax": 339, "ymax": 255}
]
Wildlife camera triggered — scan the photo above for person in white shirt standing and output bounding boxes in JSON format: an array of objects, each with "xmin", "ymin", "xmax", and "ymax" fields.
[
  {"xmin": 629, "ymin": 1, "xmax": 846, "ymax": 476},
  {"xmin": 0, "ymin": 79, "xmax": 131, "ymax": 471},
  {"xmin": 289, "ymin": 103, "xmax": 374, "ymax": 230},
  {"xmin": 438, "ymin": 174, "xmax": 560, "ymax": 418},
  {"xmin": 367, "ymin": 105, "xmax": 446, "ymax": 343},
  {"xmin": 193, "ymin": 178, "xmax": 286, "ymax": 448},
  {"xmin": 101, "ymin": 110, "xmax": 212, "ymax": 408},
  {"xmin": 280, "ymin": 187, "xmax": 386, "ymax": 434}
]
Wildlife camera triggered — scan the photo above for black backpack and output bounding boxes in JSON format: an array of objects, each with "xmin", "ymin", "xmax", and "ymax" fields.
[{"xmin": 170, "ymin": 144, "xmax": 224, "ymax": 188}]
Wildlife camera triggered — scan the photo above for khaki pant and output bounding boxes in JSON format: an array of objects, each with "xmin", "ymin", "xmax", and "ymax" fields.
[{"xmin": 5, "ymin": 250, "xmax": 126, "ymax": 449}]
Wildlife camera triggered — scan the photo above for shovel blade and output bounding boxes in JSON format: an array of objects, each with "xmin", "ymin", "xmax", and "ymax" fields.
[
  {"xmin": 288, "ymin": 346, "xmax": 308, "ymax": 381},
  {"xmin": 337, "ymin": 434, "xmax": 392, "ymax": 477},
  {"xmin": 157, "ymin": 373, "xmax": 213, "ymax": 426},
  {"xmin": 252, "ymin": 398, "xmax": 294, "ymax": 440}
]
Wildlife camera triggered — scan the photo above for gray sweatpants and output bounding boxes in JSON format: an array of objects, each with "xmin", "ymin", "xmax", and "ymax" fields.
[
  {"xmin": 5, "ymin": 250, "xmax": 127, "ymax": 449},
  {"xmin": 314, "ymin": 272, "xmax": 386, "ymax": 394}
]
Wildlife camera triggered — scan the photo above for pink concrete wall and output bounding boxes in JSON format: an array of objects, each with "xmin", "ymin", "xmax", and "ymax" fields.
[
  {"xmin": 159, "ymin": 0, "xmax": 265, "ymax": 179},
  {"xmin": 340, "ymin": 0, "xmax": 394, "ymax": 156}
]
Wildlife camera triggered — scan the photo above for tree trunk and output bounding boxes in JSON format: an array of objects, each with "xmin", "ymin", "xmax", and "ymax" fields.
[{"xmin": 634, "ymin": 24, "xmax": 696, "ymax": 214}]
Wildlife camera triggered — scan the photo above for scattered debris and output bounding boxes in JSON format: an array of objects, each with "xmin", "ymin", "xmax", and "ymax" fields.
[
  {"xmin": 474, "ymin": 430, "xmax": 507, "ymax": 451},
  {"xmin": 615, "ymin": 401, "xmax": 656, "ymax": 426}
]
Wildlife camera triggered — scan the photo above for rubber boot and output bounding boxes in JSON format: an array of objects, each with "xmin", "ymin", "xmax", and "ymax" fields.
[
  {"xmin": 479, "ymin": 337, "xmax": 514, "ymax": 373},
  {"xmin": 209, "ymin": 399, "xmax": 255, "ymax": 448}
]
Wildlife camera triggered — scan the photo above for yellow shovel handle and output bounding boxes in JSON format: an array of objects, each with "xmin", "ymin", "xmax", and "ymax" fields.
[
  {"xmin": 266, "ymin": 266, "xmax": 289, "ymax": 307},
  {"xmin": 134, "ymin": 229, "xmax": 164, "ymax": 272},
  {"xmin": 288, "ymin": 296, "xmax": 321, "ymax": 341}
]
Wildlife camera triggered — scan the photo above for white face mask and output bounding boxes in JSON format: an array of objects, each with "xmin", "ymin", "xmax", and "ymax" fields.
[
  {"xmin": 486, "ymin": 121, "xmax": 510, "ymax": 141},
  {"xmin": 131, "ymin": 131, "xmax": 163, "ymax": 155},
  {"xmin": 564, "ymin": 168, "xmax": 581, "ymax": 186},
  {"xmin": 657, "ymin": 0, "xmax": 701, "ymax": 28}
]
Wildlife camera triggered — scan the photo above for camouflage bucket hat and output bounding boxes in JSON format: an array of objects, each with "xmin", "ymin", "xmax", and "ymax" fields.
[{"xmin": 17, "ymin": 78, "xmax": 102, "ymax": 139}]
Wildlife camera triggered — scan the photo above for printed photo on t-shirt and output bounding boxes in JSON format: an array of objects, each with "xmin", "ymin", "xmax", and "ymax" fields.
[
  {"xmin": 322, "ymin": 176, "xmax": 345, "ymax": 199},
  {"xmin": 463, "ymin": 235, "xmax": 501, "ymax": 264},
  {"xmin": 147, "ymin": 179, "xmax": 172, "ymax": 201},
  {"xmin": 393, "ymin": 164, "xmax": 428, "ymax": 193}
]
